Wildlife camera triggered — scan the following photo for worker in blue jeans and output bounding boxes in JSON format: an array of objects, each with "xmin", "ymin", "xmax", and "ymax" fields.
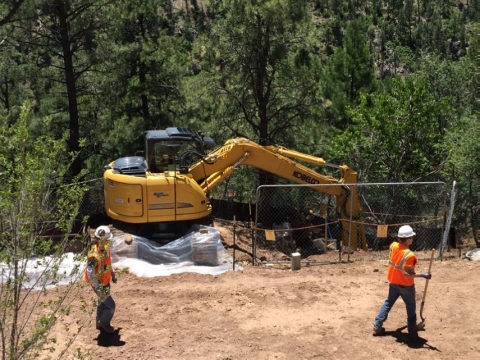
[
  {"xmin": 373, "ymin": 225, "xmax": 432, "ymax": 337},
  {"xmin": 84, "ymin": 226, "xmax": 117, "ymax": 334}
]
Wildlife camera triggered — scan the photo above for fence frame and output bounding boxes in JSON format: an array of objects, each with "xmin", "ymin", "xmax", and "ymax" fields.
[
  {"xmin": 440, "ymin": 181, "xmax": 457, "ymax": 259},
  {"xmin": 253, "ymin": 181, "xmax": 450, "ymax": 264}
]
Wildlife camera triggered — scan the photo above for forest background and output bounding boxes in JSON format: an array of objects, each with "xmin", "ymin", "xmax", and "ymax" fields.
[{"xmin": 0, "ymin": 0, "xmax": 479, "ymax": 243}]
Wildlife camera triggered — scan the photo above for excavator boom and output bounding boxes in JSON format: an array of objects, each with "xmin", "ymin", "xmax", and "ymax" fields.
[{"xmin": 190, "ymin": 138, "xmax": 361, "ymax": 218}]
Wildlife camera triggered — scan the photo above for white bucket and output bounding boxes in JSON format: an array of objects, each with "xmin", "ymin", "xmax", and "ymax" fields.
[{"xmin": 291, "ymin": 252, "xmax": 301, "ymax": 270}]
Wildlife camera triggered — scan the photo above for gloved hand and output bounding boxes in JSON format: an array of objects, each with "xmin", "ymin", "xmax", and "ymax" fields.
[
  {"xmin": 420, "ymin": 272, "xmax": 432, "ymax": 280},
  {"xmin": 112, "ymin": 272, "xmax": 117, "ymax": 284}
]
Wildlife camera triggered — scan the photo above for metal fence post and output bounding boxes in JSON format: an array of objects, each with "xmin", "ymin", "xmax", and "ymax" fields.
[
  {"xmin": 440, "ymin": 181, "xmax": 457, "ymax": 260},
  {"xmin": 347, "ymin": 185, "xmax": 353, "ymax": 262},
  {"xmin": 233, "ymin": 215, "xmax": 236, "ymax": 270},
  {"xmin": 253, "ymin": 187, "xmax": 260, "ymax": 265}
]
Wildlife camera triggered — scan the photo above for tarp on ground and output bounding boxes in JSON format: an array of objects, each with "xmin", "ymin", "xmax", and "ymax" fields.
[
  {"xmin": 110, "ymin": 224, "xmax": 240, "ymax": 276},
  {"xmin": 0, "ymin": 225, "xmax": 239, "ymax": 290}
]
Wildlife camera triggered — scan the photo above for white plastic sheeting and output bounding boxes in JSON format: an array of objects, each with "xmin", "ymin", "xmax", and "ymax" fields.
[
  {"xmin": 0, "ymin": 225, "xmax": 239, "ymax": 290},
  {"xmin": 0, "ymin": 253, "xmax": 85, "ymax": 290},
  {"xmin": 110, "ymin": 225, "xmax": 240, "ymax": 277},
  {"xmin": 465, "ymin": 248, "xmax": 480, "ymax": 261}
]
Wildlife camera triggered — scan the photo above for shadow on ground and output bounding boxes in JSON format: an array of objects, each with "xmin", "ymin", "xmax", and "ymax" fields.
[
  {"xmin": 95, "ymin": 327, "xmax": 126, "ymax": 347},
  {"xmin": 381, "ymin": 326, "xmax": 441, "ymax": 352}
]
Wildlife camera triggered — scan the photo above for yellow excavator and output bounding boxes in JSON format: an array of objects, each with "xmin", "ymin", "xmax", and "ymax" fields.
[{"xmin": 103, "ymin": 127, "xmax": 366, "ymax": 250}]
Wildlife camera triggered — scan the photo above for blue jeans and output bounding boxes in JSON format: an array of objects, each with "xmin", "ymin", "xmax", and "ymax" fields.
[
  {"xmin": 97, "ymin": 295, "xmax": 115, "ymax": 326},
  {"xmin": 94, "ymin": 284, "xmax": 116, "ymax": 326},
  {"xmin": 374, "ymin": 284, "xmax": 417, "ymax": 331}
]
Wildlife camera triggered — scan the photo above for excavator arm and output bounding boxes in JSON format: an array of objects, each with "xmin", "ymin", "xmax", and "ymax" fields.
[
  {"xmin": 189, "ymin": 138, "xmax": 366, "ymax": 250},
  {"xmin": 190, "ymin": 138, "xmax": 361, "ymax": 217}
]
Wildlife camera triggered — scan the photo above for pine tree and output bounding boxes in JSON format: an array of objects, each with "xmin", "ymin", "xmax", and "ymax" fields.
[{"xmin": 11, "ymin": 0, "xmax": 110, "ymax": 178}]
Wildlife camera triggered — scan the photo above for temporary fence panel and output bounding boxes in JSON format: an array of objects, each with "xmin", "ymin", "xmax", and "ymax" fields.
[
  {"xmin": 253, "ymin": 184, "xmax": 340, "ymax": 262},
  {"xmin": 254, "ymin": 182, "xmax": 448, "ymax": 263},
  {"xmin": 357, "ymin": 182, "xmax": 448, "ymax": 257}
]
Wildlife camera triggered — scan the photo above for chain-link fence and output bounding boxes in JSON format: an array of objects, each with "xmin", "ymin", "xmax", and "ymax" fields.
[
  {"xmin": 253, "ymin": 182, "xmax": 450, "ymax": 262},
  {"xmin": 78, "ymin": 178, "xmax": 104, "ymax": 215},
  {"xmin": 77, "ymin": 178, "xmax": 110, "ymax": 228},
  {"xmin": 78, "ymin": 178, "xmax": 455, "ymax": 263}
]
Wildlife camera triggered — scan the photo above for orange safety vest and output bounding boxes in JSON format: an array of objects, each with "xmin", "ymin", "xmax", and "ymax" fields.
[
  {"xmin": 387, "ymin": 241, "xmax": 417, "ymax": 286},
  {"xmin": 84, "ymin": 244, "xmax": 112, "ymax": 286}
]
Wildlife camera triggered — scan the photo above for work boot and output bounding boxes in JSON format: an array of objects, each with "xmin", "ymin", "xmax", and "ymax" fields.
[
  {"xmin": 372, "ymin": 326, "xmax": 385, "ymax": 336},
  {"xmin": 408, "ymin": 326, "xmax": 418, "ymax": 338},
  {"xmin": 99, "ymin": 323, "xmax": 115, "ymax": 334}
]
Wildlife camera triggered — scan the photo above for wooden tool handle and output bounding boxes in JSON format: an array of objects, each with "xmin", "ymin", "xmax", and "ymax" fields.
[{"xmin": 421, "ymin": 248, "xmax": 435, "ymax": 303}]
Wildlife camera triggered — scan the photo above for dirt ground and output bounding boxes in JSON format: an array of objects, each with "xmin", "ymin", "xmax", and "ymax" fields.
[{"xmin": 42, "ymin": 222, "xmax": 479, "ymax": 360}]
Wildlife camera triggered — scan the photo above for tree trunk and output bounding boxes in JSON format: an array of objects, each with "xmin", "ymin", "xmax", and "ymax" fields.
[
  {"xmin": 1, "ymin": 75, "xmax": 10, "ymax": 112},
  {"xmin": 258, "ymin": 101, "xmax": 273, "ymax": 185},
  {"xmin": 0, "ymin": 0, "xmax": 26, "ymax": 26},
  {"xmin": 57, "ymin": 1, "xmax": 82, "ymax": 177},
  {"xmin": 138, "ymin": 14, "xmax": 150, "ymax": 123}
]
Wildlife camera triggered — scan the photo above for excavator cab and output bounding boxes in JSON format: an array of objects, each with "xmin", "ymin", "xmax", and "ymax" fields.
[
  {"xmin": 149, "ymin": 143, "xmax": 179, "ymax": 173},
  {"xmin": 144, "ymin": 128, "xmax": 215, "ymax": 173}
]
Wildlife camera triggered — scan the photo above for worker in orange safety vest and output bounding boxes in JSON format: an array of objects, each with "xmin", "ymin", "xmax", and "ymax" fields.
[
  {"xmin": 372, "ymin": 225, "xmax": 432, "ymax": 338},
  {"xmin": 84, "ymin": 225, "xmax": 117, "ymax": 334}
]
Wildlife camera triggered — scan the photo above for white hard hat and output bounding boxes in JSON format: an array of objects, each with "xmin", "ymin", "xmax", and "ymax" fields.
[
  {"xmin": 94, "ymin": 225, "xmax": 113, "ymax": 240},
  {"xmin": 398, "ymin": 225, "xmax": 416, "ymax": 238}
]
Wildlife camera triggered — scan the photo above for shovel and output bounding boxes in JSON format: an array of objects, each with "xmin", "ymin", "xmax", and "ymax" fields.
[{"xmin": 418, "ymin": 248, "xmax": 435, "ymax": 329}]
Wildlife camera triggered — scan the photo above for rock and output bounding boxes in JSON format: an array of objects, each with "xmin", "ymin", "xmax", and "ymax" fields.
[{"xmin": 124, "ymin": 234, "xmax": 133, "ymax": 245}]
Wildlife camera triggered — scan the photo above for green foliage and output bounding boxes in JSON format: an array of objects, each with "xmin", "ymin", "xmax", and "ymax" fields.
[
  {"xmin": 468, "ymin": 22, "xmax": 480, "ymax": 112},
  {"xmin": 0, "ymin": 103, "xmax": 93, "ymax": 359},
  {"xmin": 329, "ymin": 76, "xmax": 452, "ymax": 182},
  {"xmin": 444, "ymin": 22, "xmax": 480, "ymax": 244},
  {"xmin": 204, "ymin": 0, "xmax": 323, "ymax": 146},
  {"xmin": 0, "ymin": 0, "xmax": 478, "ymax": 240},
  {"xmin": 0, "ymin": 42, "xmax": 31, "ymax": 116},
  {"xmin": 446, "ymin": 115, "xmax": 480, "ymax": 244},
  {"xmin": 415, "ymin": 55, "xmax": 475, "ymax": 118},
  {"xmin": 0, "ymin": 1, "xmax": 26, "ymax": 26},
  {"xmin": 2, "ymin": 0, "xmax": 116, "ymax": 179},
  {"xmin": 99, "ymin": 0, "xmax": 190, "ymax": 130},
  {"xmin": 323, "ymin": 16, "xmax": 376, "ymax": 126}
]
